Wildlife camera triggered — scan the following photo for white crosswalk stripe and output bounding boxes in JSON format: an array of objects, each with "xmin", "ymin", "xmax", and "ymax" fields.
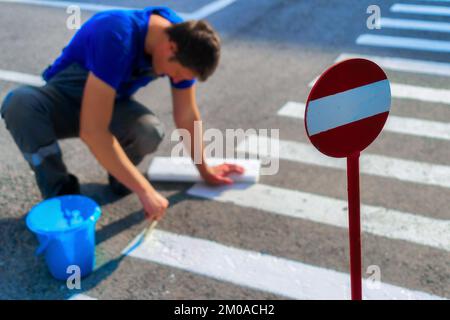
[
  {"xmin": 124, "ymin": 229, "xmax": 444, "ymax": 300},
  {"xmin": 0, "ymin": 0, "xmax": 237, "ymax": 20},
  {"xmin": 187, "ymin": 183, "xmax": 450, "ymax": 252},
  {"xmin": 380, "ymin": 17, "xmax": 450, "ymax": 33},
  {"xmin": 335, "ymin": 53, "xmax": 450, "ymax": 77},
  {"xmin": 356, "ymin": 34, "xmax": 450, "ymax": 53},
  {"xmin": 390, "ymin": 83, "xmax": 450, "ymax": 105},
  {"xmin": 391, "ymin": 3, "xmax": 450, "ymax": 16},
  {"xmin": 0, "ymin": 0, "xmax": 137, "ymax": 11},
  {"xmin": 236, "ymin": 135, "xmax": 450, "ymax": 189},
  {"xmin": 0, "ymin": 69, "xmax": 44, "ymax": 86},
  {"xmin": 278, "ymin": 101, "xmax": 450, "ymax": 141}
]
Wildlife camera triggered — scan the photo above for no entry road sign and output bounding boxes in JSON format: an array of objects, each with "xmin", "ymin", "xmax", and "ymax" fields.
[
  {"xmin": 305, "ymin": 58, "xmax": 391, "ymax": 300},
  {"xmin": 305, "ymin": 58, "xmax": 391, "ymax": 158}
]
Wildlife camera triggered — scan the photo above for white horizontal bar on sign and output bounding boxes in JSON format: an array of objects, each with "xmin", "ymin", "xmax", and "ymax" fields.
[
  {"xmin": 381, "ymin": 17, "xmax": 450, "ymax": 33},
  {"xmin": 391, "ymin": 3, "xmax": 450, "ymax": 17},
  {"xmin": 147, "ymin": 157, "xmax": 260, "ymax": 183},
  {"xmin": 187, "ymin": 183, "xmax": 450, "ymax": 252},
  {"xmin": 306, "ymin": 80, "xmax": 390, "ymax": 135},
  {"xmin": 278, "ymin": 101, "xmax": 450, "ymax": 141},
  {"xmin": 237, "ymin": 135, "xmax": 450, "ymax": 189},
  {"xmin": 308, "ymin": 77, "xmax": 450, "ymax": 106},
  {"xmin": 125, "ymin": 229, "xmax": 444, "ymax": 300},
  {"xmin": 0, "ymin": 69, "xmax": 44, "ymax": 86},
  {"xmin": 335, "ymin": 53, "xmax": 450, "ymax": 77},
  {"xmin": 356, "ymin": 34, "xmax": 450, "ymax": 53}
]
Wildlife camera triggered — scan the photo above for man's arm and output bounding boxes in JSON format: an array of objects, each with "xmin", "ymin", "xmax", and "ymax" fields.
[
  {"xmin": 79, "ymin": 72, "xmax": 168, "ymax": 220},
  {"xmin": 171, "ymin": 85, "xmax": 244, "ymax": 185}
]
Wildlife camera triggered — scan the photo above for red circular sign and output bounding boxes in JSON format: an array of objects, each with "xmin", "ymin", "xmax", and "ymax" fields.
[{"xmin": 305, "ymin": 58, "xmax": 391, "ymax": 158}]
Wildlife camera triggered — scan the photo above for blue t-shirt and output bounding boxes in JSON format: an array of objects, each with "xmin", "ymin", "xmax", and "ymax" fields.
[{"xmin": 42, "ymin": 6, "xmax": 196, "ymax": 99}]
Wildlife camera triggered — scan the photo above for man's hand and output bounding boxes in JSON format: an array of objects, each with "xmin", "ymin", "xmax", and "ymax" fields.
[
  {"xmin": 201, "ymin": 163, "xmax": 245, "ymax": 185},
  {"xmin": 138, "ymin": 190, "xmax": 169, "ymax": 221}
]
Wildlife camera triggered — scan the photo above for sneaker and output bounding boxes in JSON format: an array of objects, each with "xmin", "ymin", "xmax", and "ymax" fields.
[{"xmin": 108, "ymin": 174, "xmax": 132, "ymax": 196}]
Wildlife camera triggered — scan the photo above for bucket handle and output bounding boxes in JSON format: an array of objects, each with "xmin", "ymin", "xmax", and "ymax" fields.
[{"xmin": 35, "ymin": 234, "xmax": 54, "ymax": 256}]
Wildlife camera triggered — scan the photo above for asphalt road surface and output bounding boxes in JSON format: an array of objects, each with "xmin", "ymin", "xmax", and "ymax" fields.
[{"xmin": 0, "ymin": 0, "xmax": 449, "ymax": 300}]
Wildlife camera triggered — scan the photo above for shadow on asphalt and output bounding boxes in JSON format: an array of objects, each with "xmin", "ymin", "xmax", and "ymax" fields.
[
  {"xmin": 81, "ymin": 182, "xmax": 124, "ymax": 206},
  {"xmin": 0, "ymin": 217, "xmax": 74, "ymax": 299}
]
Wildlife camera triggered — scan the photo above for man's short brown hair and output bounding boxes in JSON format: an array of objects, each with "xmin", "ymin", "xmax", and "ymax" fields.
[{"xmin": 166, "ymin": 20, "xmax": 221, "ymax": 81}]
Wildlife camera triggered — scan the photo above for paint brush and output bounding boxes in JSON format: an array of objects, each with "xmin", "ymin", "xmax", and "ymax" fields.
[{"xmin": 142, "ymin": 219, "xmax": 158, "ymax": 242}]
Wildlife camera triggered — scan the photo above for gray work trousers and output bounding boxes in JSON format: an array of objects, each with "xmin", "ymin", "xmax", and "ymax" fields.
[{"xmin": 0, "ymin": 63, "xmax": 165, "ymax": 199}]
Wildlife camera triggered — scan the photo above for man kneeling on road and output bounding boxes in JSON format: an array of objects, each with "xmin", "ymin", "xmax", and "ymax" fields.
[{"xmin": 1, "ymin": 6, "xmax": 244, "ymax": 221}]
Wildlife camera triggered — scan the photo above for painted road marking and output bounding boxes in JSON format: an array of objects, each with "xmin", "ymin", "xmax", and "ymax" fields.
[
  {"xmin": 183, "ymin": 0, "xmax": 238, "ymax": 20},
  {"xmin": 0, "ymin": 0, "xmax": 137, "ymax": 11},
  {"xmin": 125, "ymin": 229, "xmax": 444, "ymax": 299},
  {"xmin": 187, "ymin": 183, "xmax": 450, "ymax": 252},
  {"xmin": 308, "ymin": 78, "xmax": 450, "ymax": 106},
  {"xmin": 391, "ymin": 3, "xmax": 450, "ymax": 17},
  {"xmin": 335, "ymin": 53, "xmax": 450, "ymax": 77},
  {"xmin": 0, "ymin": 0, "xmax": 237, "ymax": 20},
  {"xmin": 237, "ymin": 135, "xmax": 450, "ymax": 189},
  {"xmin": 390, "ymin": 83, "xmax": 450, "ymax": 105},
  {"xmin": 147, "ymin": 157, "xmax": 260, "ymax": 183},
  {"xmin": 278, "ymin": 101, "xmax": 450, "ymax": 141},
  {"xmin": 381, "ymin": 17, "xmax": 450, "ymax": 33},
  {"xmin": 356, "ymin": 34, "xmax": 450, "ymax": 53},
  {"xmin": 0, "ymin": 70, "xmax": 44, "ymax": 86}
]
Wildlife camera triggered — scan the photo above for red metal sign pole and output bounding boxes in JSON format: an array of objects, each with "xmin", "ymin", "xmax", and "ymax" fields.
[{"xmin": 347, "ymin": 151, "xmax": 362, "ymax": 300}]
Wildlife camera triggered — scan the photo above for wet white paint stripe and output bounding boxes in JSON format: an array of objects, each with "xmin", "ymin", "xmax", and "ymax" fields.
[
  {"xmin": 125, "ymin": 229, "xmax": 444, "ymax": 299},
  {"xmin": 237, "ymin": 135, "xmax": 450, "ymax": 189},
  {"xmin": 68, "ymin": 294, "xmax": 97, "ymax": 300},
  {"xmin": 0, "ymin": 69, "xmax": 44, "ymax": 86},
  {"xmin": 391, "ymin": 3, "xmax": 450, "ymax": 16},
  {"xmin": 335, "ymin": 53, "xmax": 450, "ymax": 77},
  {"xmin": 187, "ymin": 183, "xmax": 450, "ymax": 252},
  {"xmin": 381, "ymin": 17, "xmax": 450, "ymax": 33},
  {"xmin": 307, "ymin": 80, "xmax": 390, "ymax": 135},
  {"xmin": 309, "ymin": 78, "xmax": 450, "ymax": 106},
  {"xmin": 278, "ymin": 101, "xmax": 450, "ymax": 141},
  {"xmin": 147, "ymin": 157, "xmax": 260, "ymax": 183},
  {"xmin": 356, "ymin": 34, "xmax": 450, "ymax": 53},
  {"xmin": 0, "ymin": 0, "xmax": 237, "ymax": 19}
]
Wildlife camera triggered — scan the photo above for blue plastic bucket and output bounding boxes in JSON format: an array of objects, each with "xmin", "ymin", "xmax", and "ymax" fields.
[{"xmin": 26, "ymin": 195, "xmax": 101, "ymax": 281}]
